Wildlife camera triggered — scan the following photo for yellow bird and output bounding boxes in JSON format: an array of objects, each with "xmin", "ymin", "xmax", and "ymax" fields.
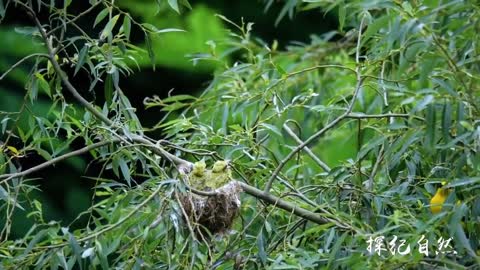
[
  {"xmin": 188, "ymin": 160, "xmax": 208, "ymax": 190},
  {"xmin": 430, "ymin": 182, "xmax": 451, "ymax": 214},
  {"xmin": 205, "ymin": 160, "xmax": 232, "ymax": 190}
]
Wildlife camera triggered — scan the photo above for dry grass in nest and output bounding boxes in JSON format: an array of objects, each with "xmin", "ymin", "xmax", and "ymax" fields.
[{"xmin": 180, "ymin": 181, "xmax": 242, "ymax": 236}]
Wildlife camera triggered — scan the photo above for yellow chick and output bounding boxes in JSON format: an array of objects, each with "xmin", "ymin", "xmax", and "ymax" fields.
[
  {"xmin": 205, "ymin": 160, "xmax": 232, "ymax": 190},
  {"xmin": 188, "ymin": 160, "xmax": 208, "ymax": 190},
  {"xmin": 430, "ymin": 182, "xmax": 451, "ymax": 214}
]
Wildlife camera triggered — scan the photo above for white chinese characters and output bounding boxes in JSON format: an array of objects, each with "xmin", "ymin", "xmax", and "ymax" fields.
[{"xmin": 366, "ymin": 235, "xmax": 457, "ymax": 256}]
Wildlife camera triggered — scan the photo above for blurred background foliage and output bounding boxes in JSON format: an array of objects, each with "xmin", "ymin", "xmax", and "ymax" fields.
[{"xmin": 0, "ymin": 0, "xmax": 479, "ymax": 269}]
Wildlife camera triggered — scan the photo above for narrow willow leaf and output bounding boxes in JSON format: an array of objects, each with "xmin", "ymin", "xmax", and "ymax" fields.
[
  {"xmin": 93, "ymin": 8, "xmax": 109, "ymax": 27},
  {"xmin": 275, "ymin": 0, "xmax": 296, "ymax": 26},
  {"xmin": 446, "ymin": 177, "xmax": 480, "ymax": 188},
  {"xmin": 74, "ymin": 45, "xmax": 89, "ymax": 75},
  {"xmin": 64, "ymin": 0, "xmax": 72, "ymax": 8},
  {"xmin": 68, "ymin": 233, "xmax": 83, "ymax": 270},
  {"xmin": 104, "ymin": 74, "xmax": 113, "ymax": 106},
  {"xmin": 155, "ymin": 28, "xmax": 185, "ymax": 34},
  {"xmin": 441, "ymin": 102, "xmax": 451, "ymax": 143},
  {"xmin": 327, "ymin": 232, "xmax": 347, "ymax": 268},
  {"xmin": 162, "ymin": 94, "xmax": 196, "ymax": 103},
  {"xmin": 256, "ymin": 230, "xmax": 267, "ymax": 264},
  {"xmin": 118, "ymin": 158, "xmax": 131, "ymax": 186},
  {"xmin": 0, "ymin": 0, "xmax": 5, "ymax": 18},
  {"xmin": 96, "ymin": 241, "xmax": 109, "ymax": 270},
  {"xmin": 168, "ymin": 0, "xmax": 180, "ymax": 13},
  {"xmin": 122, "ymin": 16, "xmax": 131, "ymax": 40},
  {"xmin": 338, "ymin": 1, "xmax": 346, "ymax": 32},
  {"xmin": 22, "ymin": 230, "xmax": 48, "ymax": 256},
  {"xmin": 145, "ymin": 32, "xmax": 155, "ymax": 71},
  {"xmin": 361, "ymin": 14, "xmax": 393, "ymax": 47},
  {"xmin": 35, "ymin": 73, "xmax": 51, "ymax": 97},
  {"xmin": 180, "ymin": 0, "xmax": 192, "ymax": 10},
  {"xmin": 425, "ymin": 104, "xmax": 436, "ymax": 151},
  {"xmin": 100, "ymin": 14, "xmax": 120, "ymax": 40}
]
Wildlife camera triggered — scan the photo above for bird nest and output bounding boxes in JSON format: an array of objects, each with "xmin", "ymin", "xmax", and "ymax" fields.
[{"xmin": 180, "ymin": 181, "xmax": 242, "ymax": 236}]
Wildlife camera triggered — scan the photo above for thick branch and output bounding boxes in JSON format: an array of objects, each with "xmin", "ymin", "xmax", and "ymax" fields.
[{"xmin": 239, "ymin": 182, "xmax": 350, "ymax": 229}]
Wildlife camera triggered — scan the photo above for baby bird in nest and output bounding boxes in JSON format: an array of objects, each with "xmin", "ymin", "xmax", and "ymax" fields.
[
  {"xmin": 188, "ymin": 160, "xmax": 208, "ymax": 190},
  {"xmin": 205, "ymin": 160, "xmax": 232, "ymax": 190}
]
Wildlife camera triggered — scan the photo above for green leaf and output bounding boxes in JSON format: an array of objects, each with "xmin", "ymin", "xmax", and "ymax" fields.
[
  {"xmin": 64, "ymin": 0, "xmax": 72, "ymax": 8},
  {"xmin": 0, "ymin": 0, "xmax": 5, "ymax": 18},
  {"xmin": 74, "ymin": 45, "xmax": 89, "ymax": 76},
  {"xmin": 145, "ymin": 32, "xmax": 155, "ymax": 71},
  {"xmin": 14, "ymin": 26, "xmax": 39, "ymax": 36},
  {"xmin": 446, "ymin": 177, "xmax": 480, "ymax": 188},
  {"xmin": 36, "ymin": 148, "xmax": 52, "ymax": 161},
  {"xmin": 361, "ymin": 14, "xmax": 393, "ymax": 46},
  {"xmin": 441, "ymin": 102, "xmax": 452, "ymax": 143},
  {"xmin": 104, "ymin": 73, "xmax": 113, "ymax": 106},
  {"xmin": 155, "ymin": 28, "xmax": 186, "ymax": 34},
  {"xmin": 23, "ymin": 230, "xmax": 48, "ymax": 256},
  {"xmin": 35, "ymin": 73, "xmax": 51, "ymax": 97},
  {"xmin": 118, "ymin": 158, "xmax": 131, "ymax": 186},
  {"xmin": 162, "ymin": 94, "xmax": 196, "ymax": 103},
  {"xmin": 327, "ymin": 232, "xmax": 347, "ymax": 268},
  {"xmin": 259, "ymin": 123, "xmax": 282, "ymax": 137},
  {"xmin": 68, "ymin": 232, "xmax": 83, "ymax": 269},
  {"xmin": 168, "ymin": 0, "xmax": 180, "ymax": 13},
  {"xmin": 338, "ymin": 1, "xmax": 346, "ymax": 32},
  {"xmin": 100, "ymin": 14, "xmax": 120, "ymax": 40},
  {"xmin": 425, "ymin": 104, "xmax": 436, "ymax": 151},
  {"xmin": 94, "ymin": 8, "xmax": 109, "ymax": 27},
  {"xmin": 122, "ymin": 16, "xmax": 131, "ymax": 40},
  {"xmin": 96, "ymin": 241, "xmax": 109, "ymax": 270},
  {"xmin": 256, "ymin": 229, "xmax": 267, "ymax": 264}
]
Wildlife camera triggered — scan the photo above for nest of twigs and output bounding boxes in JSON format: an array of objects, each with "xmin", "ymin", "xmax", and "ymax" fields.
[{"xmin": 180, "ymin": 181, "xmax": 242, "ymax": 235}]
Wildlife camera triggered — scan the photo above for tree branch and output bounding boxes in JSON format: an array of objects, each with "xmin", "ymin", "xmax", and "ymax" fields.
[
  {"xmin": 346, "ymin": 113, "xmax": 424, "ymax": 121},
  {"xmin": 0, "ymin": 139, "xmax": 121, "ymax": 183},
  {"xmin": 239, "ymin": 182, "xmax": 351, "ymax": 229}
]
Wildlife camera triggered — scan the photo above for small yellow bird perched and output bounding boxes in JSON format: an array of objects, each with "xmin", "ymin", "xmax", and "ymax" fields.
[
  {"xmin": 430, "ymin": 182, "xmax": 451, "ymax": 214},
  {"xmin": 205, "ymin": 160, "xmax": 232, "ymax": 190},
  {"xmin": 188, "ymin": 160, "xmax": 208, "ymax": 190}
]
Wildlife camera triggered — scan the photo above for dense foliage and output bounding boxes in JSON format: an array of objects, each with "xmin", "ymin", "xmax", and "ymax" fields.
[{"xmin": 0, "ymin": 0, "xmax": 479, "ymax": 269}]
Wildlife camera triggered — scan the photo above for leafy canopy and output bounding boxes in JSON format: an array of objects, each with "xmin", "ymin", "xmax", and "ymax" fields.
[{"xmin": 0, "ymin": 0, "xmax": 479, "ymax": 269}]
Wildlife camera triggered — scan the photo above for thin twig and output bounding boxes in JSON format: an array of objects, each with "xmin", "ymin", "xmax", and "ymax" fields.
[
  {"xmin": 0, "ymin": 139, "xmax": 120, "ymax": 183},
  {"xmin": 46, "ymin": 1, "xmax": 102, "ymax": 36},
  {"xmin": 0, "ymin": 53, "xmax": 49, "ymax": 80},
  {"xmin": 346, "ymin": 113, "xmax": 424, "ymax": 121},
  {"xmin": 282, "ymin": 123, "xmax": 330, "ymax": 172}
]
